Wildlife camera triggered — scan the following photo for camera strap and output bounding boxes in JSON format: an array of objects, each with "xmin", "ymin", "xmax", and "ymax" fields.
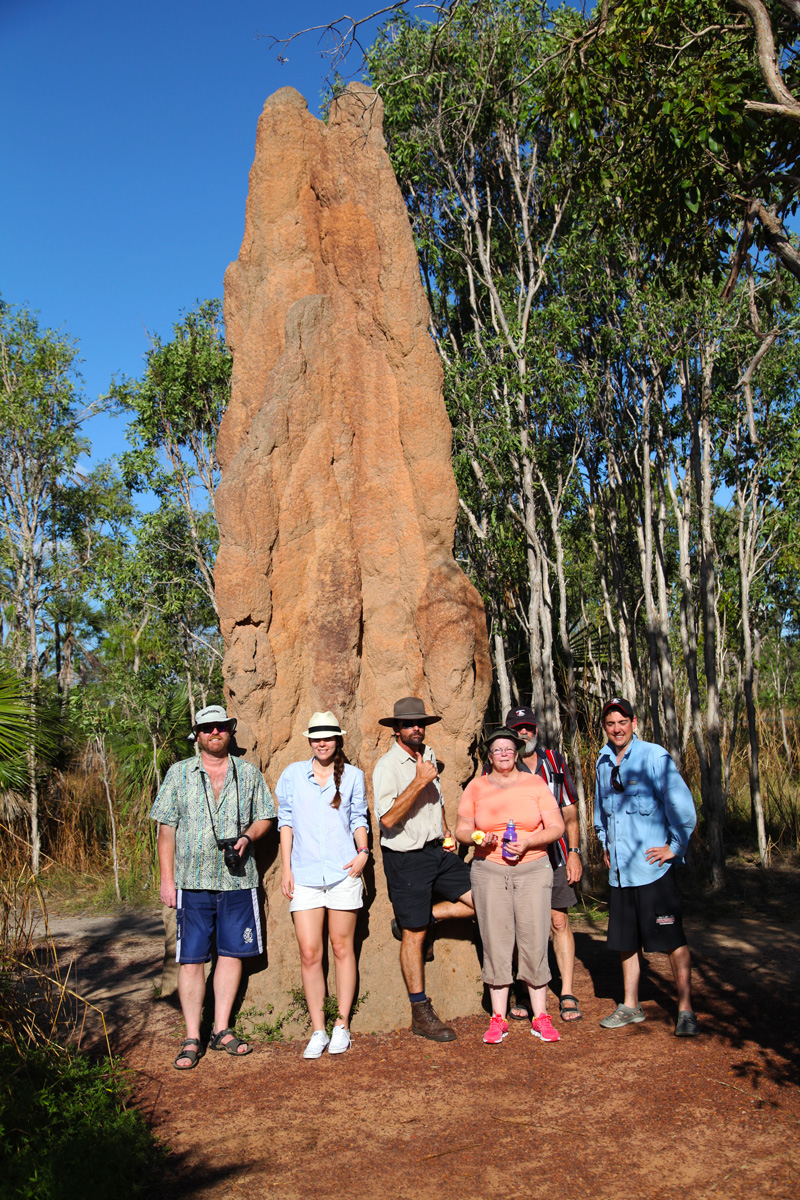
[{"xmin": 200, "ymin": 758, "xmax": 242, "ymax": 844}]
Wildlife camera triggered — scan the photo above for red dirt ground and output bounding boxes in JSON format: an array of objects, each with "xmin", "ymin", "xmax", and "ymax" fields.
[{"xmin": 42, "ymin": 908, "xmax": 800, "ymax": 1199}]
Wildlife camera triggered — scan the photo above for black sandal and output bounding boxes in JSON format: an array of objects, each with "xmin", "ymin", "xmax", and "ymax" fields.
[
  {"xmin": 559, "ymin": 994, "xmax": 583, "ymax": 1022},
  {"xmin": 209, "ymin": 1028, "xmax": 253, "ymax": 1056},
  {"xmin": 174, "ymin": 1037, "xmax": 202, "ymax": 1070}
]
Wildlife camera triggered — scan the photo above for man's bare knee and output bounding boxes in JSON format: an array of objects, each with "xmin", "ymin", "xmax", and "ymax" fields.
[
  {"xmin": 401, "ymin": 926, "xmax": 427, "ymax": 945},
  {"xmin": 551, "ymin": 908, "xmax": 568, "ymax": 934}
]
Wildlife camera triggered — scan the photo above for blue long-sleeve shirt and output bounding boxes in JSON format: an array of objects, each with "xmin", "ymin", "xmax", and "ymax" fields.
[
  {"xmin": 594, "ymin": 735, "xmax": 697, "ymax": 887},
  {"xmin": 276, "ymin": 759, "xmax": 368, "ymax": 887}
]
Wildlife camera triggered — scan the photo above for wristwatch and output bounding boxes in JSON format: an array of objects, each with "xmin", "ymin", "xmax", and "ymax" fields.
[{"xmin": 568, "ymin": 847, "xmax": 580, "ymax": 854}]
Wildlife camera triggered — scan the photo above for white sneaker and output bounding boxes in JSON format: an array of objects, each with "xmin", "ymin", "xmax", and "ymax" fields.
[
  {"xmin": 303, "ymin": 1029, "xmax": 330, "ymax": 1059},
  {"xmin": 328, "ymin": 1025, "xmax": 351, "ymax": 1055}
]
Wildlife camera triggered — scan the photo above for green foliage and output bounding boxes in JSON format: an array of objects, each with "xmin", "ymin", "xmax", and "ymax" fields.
[
  {"xmin": 555, "ymin": 0, "xmax": 800, "ymax": 285},
  {"xmin": 235, "ymin": 1002, "xmax": 292, "ymax": 1043},
  {"xmin": 112, "ymin": 297, "xmax": 229, "ymax": 507},
  {"xmin": 0, "ymin": 1044, "xmax": 164, "ymax": 1199},
  {"xmin": 286, "ymin": 984, "xmax": 368, "ymax": 1035},
  {"xmin": 0, "ymin": 664, "xmax": 31, "ymax": 791}
]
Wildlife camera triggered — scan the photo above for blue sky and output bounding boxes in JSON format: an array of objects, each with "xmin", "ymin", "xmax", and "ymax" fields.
[{"xmin": 1, "ymin": 0, "xmax": 389, "ymax": 466}]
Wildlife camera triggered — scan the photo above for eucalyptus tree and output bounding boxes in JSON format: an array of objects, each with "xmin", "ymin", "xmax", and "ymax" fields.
[
  {"xmin": 556, "ymin": 0, "xmax": 800, "ymax": 293},
  {"xmin": 370, "ymin": 6, "xmax": 582, "ymax": 677},
  {"xmin": 112, "ymin": 298, "xmax": 230, "ymax": 621},
  {"xmin": 0, "ymin": 303, "xmax": 100, "ymax": 873}
]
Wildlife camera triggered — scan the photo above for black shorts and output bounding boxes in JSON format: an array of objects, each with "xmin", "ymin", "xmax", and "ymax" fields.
[
  {"xmin": 607, "ymin": 867, "xmax": 687, "ymax": 954},
  {"xmin": 550, "ymin": 863, "xmax": 577, "ymax": 911},
  {"xmin": 382, "ymin": 841, "xmax": 472, "ymax": 929}
]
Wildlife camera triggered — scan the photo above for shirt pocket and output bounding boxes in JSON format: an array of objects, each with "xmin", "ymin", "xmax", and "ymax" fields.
[{"xmin": 623, "ymin": 780, "xmax": 656, "ymax": 817}]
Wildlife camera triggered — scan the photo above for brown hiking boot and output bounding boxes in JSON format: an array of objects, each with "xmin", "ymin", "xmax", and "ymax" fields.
[{"xmin": 411, "ymin": 998, "xmax": 456, "ymax": 1042}]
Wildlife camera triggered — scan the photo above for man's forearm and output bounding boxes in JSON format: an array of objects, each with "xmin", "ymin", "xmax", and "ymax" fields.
[
  {"xmin": 563, "ymin": 807, "xmax": 580, "ymax": 847},
  {"xmin": 244, "ymin": 818, "xmax": 272, "ymax": 844},
  {"xmin": 379, "ymin": 778, "xmax": 430, "ymax": 829},
  {"xmin": 157, "ymin": 825, "xmax": 176, "ymax": 884}
]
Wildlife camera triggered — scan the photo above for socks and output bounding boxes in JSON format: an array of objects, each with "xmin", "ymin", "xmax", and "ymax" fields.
[{"xmin": 409, "ymin": 991, "xmax": 427, "ymax": 1004}]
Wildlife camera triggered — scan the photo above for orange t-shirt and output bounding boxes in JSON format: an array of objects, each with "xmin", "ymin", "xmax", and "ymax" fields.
[{"xmin": 458, "ymin": 772, "xmax": 563, "ymax": 864}]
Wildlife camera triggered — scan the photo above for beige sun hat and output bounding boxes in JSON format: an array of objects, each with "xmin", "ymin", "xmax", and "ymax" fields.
[{"xmin": 302, "ymin": 711, "xmax": 346, "ymax": 738}]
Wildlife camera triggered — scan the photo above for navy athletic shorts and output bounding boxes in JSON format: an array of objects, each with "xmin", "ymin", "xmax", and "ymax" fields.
[
  {"xmin": 175, "ymin": 888, "xmax": 263, "ymax": 963},
  {"xmin": 606, "ymin": 867, "xmax": 687, "ymax": 954}
]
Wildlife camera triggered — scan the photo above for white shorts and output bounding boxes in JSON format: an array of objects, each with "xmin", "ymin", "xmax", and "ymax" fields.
[{"xmin": 289, "ymin": 874, "xmax": 364, "ymax": 913}]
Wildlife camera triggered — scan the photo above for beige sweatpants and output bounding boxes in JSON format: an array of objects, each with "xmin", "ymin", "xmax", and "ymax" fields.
[{"xmin": 471, "ymin": 855, "xmax": 553, "ymax": 987}]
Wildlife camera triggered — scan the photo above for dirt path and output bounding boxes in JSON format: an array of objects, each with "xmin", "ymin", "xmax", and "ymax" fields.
[{"xmin": 40, "ymin": 909, "xmax": 800, "ymax": 1199}]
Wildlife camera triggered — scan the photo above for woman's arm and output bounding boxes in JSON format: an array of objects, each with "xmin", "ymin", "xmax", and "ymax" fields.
[
  {"xmin": 454, "ymin": 784, "xmax": 499, "ymax": 848},
  {"xmin": 348, "ymin": 768, "xmax": 369, "ymax": 834},
  {"xmin": 455, "ymin": 783, "xmax": 476, "ymax": 845},
  {"xmin": 280, "ymin": 825, "xmax": 295, "ymax": 898},
  {"xmin": 508, "ymin": 800, "xmax": 565, "ymax": 855}
]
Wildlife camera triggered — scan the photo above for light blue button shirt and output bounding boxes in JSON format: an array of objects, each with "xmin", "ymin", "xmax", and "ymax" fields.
[
  {"xmin": 276, "ymin": 760, "xmax": 368, "ymax": 887},
  {"xmin": 594, "ymin": 735, "xmax": 697, "ymax": 888}
]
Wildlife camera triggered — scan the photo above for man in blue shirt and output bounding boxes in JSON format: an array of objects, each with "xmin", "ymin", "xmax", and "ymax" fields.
[{"xmin": 594, "ymin": 698, "xmax": 699, "ymax": 1037}]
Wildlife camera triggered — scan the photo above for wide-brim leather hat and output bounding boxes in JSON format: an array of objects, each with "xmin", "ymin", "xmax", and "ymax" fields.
[
  {"xmin": 484, "ymin": 726, "xmax": 527, "ymax": 751},
  {"xmin": 379, "ymin": 696, "xmax": 441, "ymax": 727},
  {"xmin": 302, "ymin": 711, "xmax": 346, "ymax": 738}
]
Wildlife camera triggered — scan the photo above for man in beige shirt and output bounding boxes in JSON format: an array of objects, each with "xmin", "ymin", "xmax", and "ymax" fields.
[{"xmin": 373, "ymin": 697, "xmax": 474, "ymax": 1042}]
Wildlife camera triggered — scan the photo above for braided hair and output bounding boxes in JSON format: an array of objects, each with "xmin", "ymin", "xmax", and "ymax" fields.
[{"xmin": 331, "ymin": 736, "xmax": 345, "ymax": 809}]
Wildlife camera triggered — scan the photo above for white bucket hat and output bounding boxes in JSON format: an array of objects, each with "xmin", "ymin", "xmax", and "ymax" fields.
[
  {"xmin": 302, "ymin": 711, "xmax": 346, "ymax": 738},
  {"xmin": 188, "ymin": 704, "xmax": 237, "ymax": 741}
]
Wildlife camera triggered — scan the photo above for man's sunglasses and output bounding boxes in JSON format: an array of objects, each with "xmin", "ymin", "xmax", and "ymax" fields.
[
  {"xmin": 399, "ymin": 720, "xmax": 425, "ymax": 729},
  {"xmin": 196, "ymin": 722, "xmax": 232, "ymax": 734},
  {"xmin": 610, "ymin": 765, "xmax": 624, "ymax": 793}
]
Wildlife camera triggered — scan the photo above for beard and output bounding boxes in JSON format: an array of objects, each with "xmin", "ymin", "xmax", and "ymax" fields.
[{"xmin": 524, "ymin": 736, "xmax": 537, "ymax": 756}]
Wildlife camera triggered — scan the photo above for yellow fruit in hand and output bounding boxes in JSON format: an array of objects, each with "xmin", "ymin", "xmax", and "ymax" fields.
[
  {"xmin": 471, "ymin": 830, "xmax": 485, "ymax": 845},
  {"xmin": 443, "ymin": 836, "xmax": 455, "ymax": 849}
]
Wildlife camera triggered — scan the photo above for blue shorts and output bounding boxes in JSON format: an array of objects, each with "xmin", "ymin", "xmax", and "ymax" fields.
[{"xmin": 176, "ymin": 888, "xmax": 263, "ymax": 963}]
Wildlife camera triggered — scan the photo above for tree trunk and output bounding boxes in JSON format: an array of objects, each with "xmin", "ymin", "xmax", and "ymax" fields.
[
  {"xmin": 99, "ymin": 735, "xmax": 121, "ymax": 902},
  {"xmin": 27, "ymin": 568, "xmax": 40, "ymax": 877},
  {"xmin": 493, "ymin": 623, "xmax": 512, "ymax": 718},
  {"xmin": 738, "ymin": 475, "xmax": 769, "ymax": 867},
  {"xmin": 693, "ymin": 343, "xmax": 726, "ymax": 890}
]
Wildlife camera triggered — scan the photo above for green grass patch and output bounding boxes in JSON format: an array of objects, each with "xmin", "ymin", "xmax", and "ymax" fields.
[
  {"xmin": 0, "ymin": 1044, "xmax": 164, "ymax": 1199},
  {"xmin": 286, "ymin": 985, "xmax": 368, "ymax": 1035}
]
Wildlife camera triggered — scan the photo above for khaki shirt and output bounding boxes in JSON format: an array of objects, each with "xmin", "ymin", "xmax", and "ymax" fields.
[{"xmin": 373, "ymin": 739, "xmax": 444, "ymax": 852}]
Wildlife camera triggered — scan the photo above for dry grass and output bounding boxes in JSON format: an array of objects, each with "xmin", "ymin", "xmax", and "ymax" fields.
[{"xmin": 0, "ymin": 868, "xmax": 111, "ymax": 1057}]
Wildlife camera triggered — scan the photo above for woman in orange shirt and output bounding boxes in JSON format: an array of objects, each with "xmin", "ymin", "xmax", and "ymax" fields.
[{"xmin": 456, "ymin": 727, "xmax": 564, "ymax": 1046}]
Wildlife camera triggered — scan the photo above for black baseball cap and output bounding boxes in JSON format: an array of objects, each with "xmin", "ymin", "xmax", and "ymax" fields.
[
  {"xmin": 601, "ymin": 697, "xmax": 635, "ymax": 721},
  {"xmin": 505, "ymin": 706, "xmax": 538, "ymax": 730}
]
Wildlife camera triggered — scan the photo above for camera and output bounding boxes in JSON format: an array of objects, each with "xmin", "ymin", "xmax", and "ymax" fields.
[{"xmin": 218, "ymin": 838, "xmax": 242, "ymax": 873}]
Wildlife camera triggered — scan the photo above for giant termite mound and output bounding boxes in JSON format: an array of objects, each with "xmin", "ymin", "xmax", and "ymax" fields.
[{"xmin": 215, "ymin": 84, "xmax": 492, "ymax": 1031}]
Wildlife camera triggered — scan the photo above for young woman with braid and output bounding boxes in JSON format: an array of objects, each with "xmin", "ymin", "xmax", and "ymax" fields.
[{"xmin": 277, "ymin": 712, "xmax": 369, "ymax": 1058}]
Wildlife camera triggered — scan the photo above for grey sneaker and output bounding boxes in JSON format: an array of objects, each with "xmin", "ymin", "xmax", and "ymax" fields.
[
  {"xmin": 600, "ymin": 1003, "xmax": 646, "ymax": 1029},
  {"xmin": 675, "ymin": 1010, "xmax": 699, "ymax": 1037},
  {"xmin": 303, "ymin": 1029, "xmax": 330, "ymax": 1059}
]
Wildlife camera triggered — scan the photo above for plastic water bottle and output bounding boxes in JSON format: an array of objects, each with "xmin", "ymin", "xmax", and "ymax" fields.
[{"xmin": 502, "ymin": 820, "xmax": 517, "ymax": 862}]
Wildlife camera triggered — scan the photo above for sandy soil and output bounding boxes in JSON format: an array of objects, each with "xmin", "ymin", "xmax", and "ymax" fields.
[{"xmin": 38, "ymin": 907, "xmax": 800, "ymax": 1200}]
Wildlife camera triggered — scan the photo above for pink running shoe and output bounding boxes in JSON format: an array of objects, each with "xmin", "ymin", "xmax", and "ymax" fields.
[
  {"xmin": 483, "ymin": 1013, "xmax": 509, "ymax": 1045},
  {"xmin": 531, "ymin": 1013, "xmax": 560, "ymax": 1043}
]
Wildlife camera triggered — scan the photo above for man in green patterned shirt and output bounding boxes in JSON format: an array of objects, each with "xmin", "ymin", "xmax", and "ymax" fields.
[{"xmin": 150, "ymin": 704, "xmax": 276, "ymax": 1069}]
